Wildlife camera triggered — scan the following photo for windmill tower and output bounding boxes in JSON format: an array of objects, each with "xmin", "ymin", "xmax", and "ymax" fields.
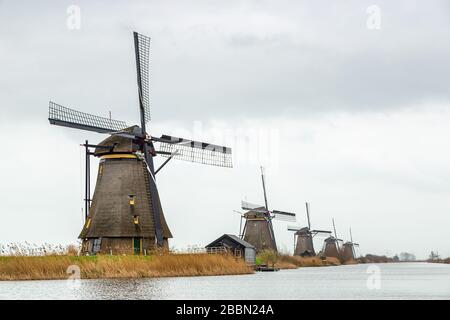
[
  {"xmin": 287, "ymin": 202, "xmax": 331, "ymax": 256},
  {"xmin": 341, "ymin": 228, "xmax": 360, "ymax": 261},
  {"xmin": 48, "ymin": 32, "xmax": 232, "ymax": 255},
  {"xmin": 322, "ymin": 218, "xmax": 343, "ymax": 259},
  {"xmin": 238, "ymin": 167, "xmax": 296, "ymax": 253}
]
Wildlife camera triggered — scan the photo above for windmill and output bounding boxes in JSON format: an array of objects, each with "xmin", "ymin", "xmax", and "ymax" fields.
[
  {"xmin": 238, "ymin": 167, "xmax": 296, "ymax": 253},
  {"xmin": 341, "ymin": 227, "xmax": 360, "ymax": 261},
  {"xmin": 48, "ymin": 31, "xmax": 232, "ymax": 255},
  {"xmin": 287, "ymin": 202, "xmax": 331, "ymax": 256},
  {"xmin": 322, "ymin": 218, "xmax": 343, "ymax": 259}
]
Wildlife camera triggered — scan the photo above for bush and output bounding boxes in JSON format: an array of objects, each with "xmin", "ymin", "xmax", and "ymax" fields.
[{"xmin": 258, "ymin": 250, "xmax": 278, "ymax": 267}]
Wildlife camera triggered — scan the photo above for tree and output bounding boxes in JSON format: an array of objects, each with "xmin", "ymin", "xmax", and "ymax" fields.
[
  {"xmin": 258, "ymin": 250, "xmax": 278, "ymax": 267},
  {"xmin": 429, "ymin": 251, "xmax": 440, "ymax": 261},
  {"xmin": 399, "ymin": 252, "xmax": 416, "ymax": 262}
]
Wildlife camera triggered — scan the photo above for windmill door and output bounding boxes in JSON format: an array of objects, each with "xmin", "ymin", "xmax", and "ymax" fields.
[{"xmin": 133, "ymin": 238, "xmax": 142, "ymax": 255}]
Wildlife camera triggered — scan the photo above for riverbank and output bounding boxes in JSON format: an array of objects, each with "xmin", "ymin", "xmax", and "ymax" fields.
[
  {"xmin": 428, "ymin": 258, "xmax": 450, "ymax": 264},
  {"xmin": 2, "ymin": 262, "xmax": 448, "ymax": 299},
  {"xmin": 274, "ymin": 255, "xmax": 341, "ymax": 269},
  {"xmin": 255, "ymin": 250, "xmax": 343, "ymax": 270},
  {"xmin": 0, "ymin": 254, "xmax": 253, "ymax": 281}
]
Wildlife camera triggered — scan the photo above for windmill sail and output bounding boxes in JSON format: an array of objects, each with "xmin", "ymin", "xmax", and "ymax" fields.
[
  {"xmin": 134, "ymin": 32, "xmax": 151, "ymax": 124},
  {"xmin": 141, "ymin": 155, "xmax": 165, "ymax": 246},
  {"xmin": 241, "ymin": 200, "xmax": 266, "ymax": 211},
  {"xmin": 272, "ymin": 210, "xmax": 296, "ymax": 222},
  {"xmin": 305, "ymin": 202, "xmax": 311, "ymax": 229},
  {"xmin": 156, "ymin": 135, "xmax": 232, "ymax": 168},
  {"xmin": 260, "ymin": 166, "xmax": 268, "ymax": 210},
  {"xmin": 311, "ymin": 229, "xmax": 332, "ymax": 235},
  {"xmin": 48, "ymin": 102, "xmax": 128, "ymax": 134},
  {"xmin": 134, "ymin": 31, "xmax": 165, "ymax": 245}
]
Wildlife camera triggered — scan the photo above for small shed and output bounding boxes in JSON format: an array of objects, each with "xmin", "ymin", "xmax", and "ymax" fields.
[{"xmin": 205, "ymin": 234, "xmax": 256, "ymax": 265}]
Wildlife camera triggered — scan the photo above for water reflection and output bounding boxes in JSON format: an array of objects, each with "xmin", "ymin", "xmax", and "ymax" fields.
[
  {"xmin": 77, "ymin": 278, "xmax": 164, "ymax": 299},
  {"xmin": 1, "ymin": 263, "xmax": 449, "ymax": 300}
]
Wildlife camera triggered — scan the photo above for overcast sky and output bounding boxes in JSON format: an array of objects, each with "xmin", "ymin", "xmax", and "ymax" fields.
[{"xmin": 1, "ymin": 1, "xmax": 450, "ymax": 259}]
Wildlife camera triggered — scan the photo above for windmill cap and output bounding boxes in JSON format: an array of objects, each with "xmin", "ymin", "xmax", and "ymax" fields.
[
  {"xmin": 295, "ymin": 227, "xmax": 310, "ymax": 235},
  {"xmin": 95, "ymin": 125, "xmax": 141, "ymax": 156}
]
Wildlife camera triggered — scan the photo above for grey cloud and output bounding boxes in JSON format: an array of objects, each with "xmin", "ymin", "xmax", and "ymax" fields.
[{"xmin": 1, "ymin": 0, "xmax": 449, "ymax": 125}]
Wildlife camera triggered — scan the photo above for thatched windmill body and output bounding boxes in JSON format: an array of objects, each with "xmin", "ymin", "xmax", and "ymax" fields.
[
  {"xmin": 238, "ymin": 167, "xmax": 296, "ymax": 253},
  {"xmin": 287, "ymin": 202, "xmax": 331, "ymax": 256},
  {"xmin": 341, "ymin": 228, "xmax": 359, "ymax": 261},
  {"xmin": 322, "ymin": 218, "xmax": 343, "ymax": 259},
  {"xmin": 48, "ymin": 32, "xmax": 232, "ymax": 255}
]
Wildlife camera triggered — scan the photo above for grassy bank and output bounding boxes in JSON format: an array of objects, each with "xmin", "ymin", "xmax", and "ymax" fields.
[
  {"xmin": 276, "ymin": 255, "xmax": 341, "ymax": 269},
  {"xmin": 256, "ymin": 251, "xmax": 341, "ymax": 269},
  {"xmin": 428, "ymin": 258, "xmax": 450, "ymax": 264},
  {"xmin": 358, "ymin": 254, "xmax": 395, "ymax": 264},
  {"xmin": 0, "ymin": 254, "xmax": 253, "ymax": 281}
]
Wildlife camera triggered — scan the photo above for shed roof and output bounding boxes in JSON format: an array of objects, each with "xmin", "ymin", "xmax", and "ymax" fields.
[{"xmin": 205, "ymin": 234, "xmax": 255, "ymax": 249}]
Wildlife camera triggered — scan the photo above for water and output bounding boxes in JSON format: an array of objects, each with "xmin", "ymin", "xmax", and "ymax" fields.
[{"xmin": 1, "ymin": 263, "xmax": 449, "ymax": 299}]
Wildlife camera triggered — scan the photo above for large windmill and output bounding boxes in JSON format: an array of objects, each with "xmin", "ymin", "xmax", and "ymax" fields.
[
  {"xmin": 341, "ymin": 228, "xmax": 360, "ymax": 261},
  {"xmin": 48, "ymin": 31, "xmax": 232, "ymax": 255},
  {"xmin": 238, "ymin": 167, "xmax": 296, "ymax": 253},
  {"xmin": 287, "ymin": 202, "xmax": 331, "ymax": 256},
  {"xmin": 322, "ymin": 218, "xmax": 343, "ymax": 259}
]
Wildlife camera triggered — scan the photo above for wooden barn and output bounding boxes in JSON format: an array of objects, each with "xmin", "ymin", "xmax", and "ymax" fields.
[{"xmin": 206, "ymin": 234, "xmax": 256, "ymax": 265}]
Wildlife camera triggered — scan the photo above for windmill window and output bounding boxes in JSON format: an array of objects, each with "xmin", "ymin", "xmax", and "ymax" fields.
[
  {"xmin": 133, "ymin": 215, "xmax": 139, "ymax": 225},
  {"xmin": 129, "ymin": 195, "xmax": 136, "ymax": 206},
  {"xmin": 92, "ymin": 238, "xmax": 102, "ymax": 254}
]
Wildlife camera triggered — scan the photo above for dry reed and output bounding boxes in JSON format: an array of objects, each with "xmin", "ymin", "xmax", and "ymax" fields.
[
  {"xmin": 275, "ymin": 255, "xmax": 341, "ymax": 269},
  {"xmin": 0, "ymin": 254, "xmax": 253, "ymax": 281}
]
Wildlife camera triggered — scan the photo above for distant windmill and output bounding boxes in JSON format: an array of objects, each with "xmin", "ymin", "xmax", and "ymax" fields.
[
  {"xmin": 287, "ymin": 202, "xmax": 331, "ymax": 256},
  {"xmin": 341, "ymin": 227, "xmax": 360, "ymax": 261},
  {"xmin": 48, "ymin": 31, "xmax": 232, "ymax": 255},
  {"xmin": 322, "ymin": 218, "xmax": 343, "ymax": 258},
  {"xmin": 239, "ymin": 167, "xmax": 296, "ymax": 253}
]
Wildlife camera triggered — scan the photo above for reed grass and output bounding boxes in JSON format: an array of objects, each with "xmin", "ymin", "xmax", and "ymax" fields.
[
  {"xmin": 256, "ymin": 250, "xmax": 341, "ymax": 269},
  {"xmin": 0, "ymin": 242, "xmax": 75, "ymax": 256},
  {"xmin": 428, "ymin": 257, "xmax": 450, "ymax": 264},
  {"xmin": 0, "ymin": 254, "xmax": 253, "ymax": 281},
  {"xmin": 275, "ymin": 255, "xmax": 341, "ymax": 269},
  {"xmin": 342, "ymin": 259, "xmax": 358, "ymax": 265}
]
